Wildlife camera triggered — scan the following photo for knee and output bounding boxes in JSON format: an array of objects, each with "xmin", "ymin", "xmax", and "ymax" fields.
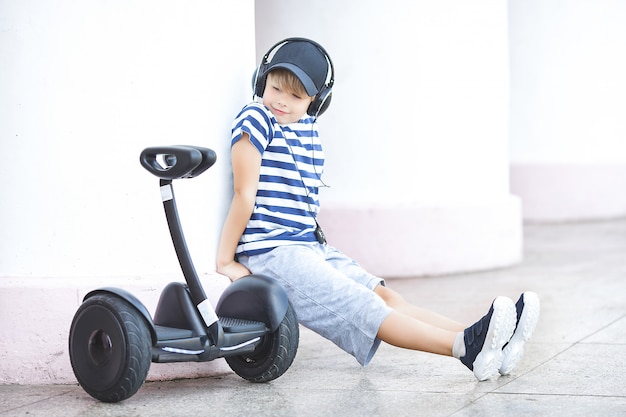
[{"xmin": 375, "ymin": 285, "xmax": 406, "ymax": 307}]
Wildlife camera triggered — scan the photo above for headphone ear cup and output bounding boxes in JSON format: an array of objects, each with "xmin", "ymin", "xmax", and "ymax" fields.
[
  {"xmin": 251, "ymin": 68, "xmax": 259, "ymax": 96},
  {"xmin": 317, "ymin": 92, "xmax": 332, "ymax": 117},
  {"xmin": 253, "ymin": 64, "xmax": 268, "ymax": 98},
  {"xmin": 308, "ymin": 88, "xmax": 332, "ymax": 118}
]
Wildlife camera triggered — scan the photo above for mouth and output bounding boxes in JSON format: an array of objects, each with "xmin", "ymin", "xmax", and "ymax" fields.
[{"xmin": 272, "ymin": 107, "xmax": 287, "ymax": 116}]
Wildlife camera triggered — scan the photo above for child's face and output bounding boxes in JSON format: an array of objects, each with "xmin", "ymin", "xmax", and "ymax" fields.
[{"xmin": 263, "ymin": 73, "xmax": 314, "ymax": 124}]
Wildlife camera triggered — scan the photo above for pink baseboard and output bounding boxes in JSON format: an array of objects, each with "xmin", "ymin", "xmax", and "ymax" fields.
[
  {"xmin": 510, "ymin": 163, "xmax": 626, "ymax": 222},
  {"xmin": 0, "ymin": 275, "xmax": 231, "ymax": 384},
  {"xmin": 317, "ymin": 195, "xmax": 522, "ymax": 278}
]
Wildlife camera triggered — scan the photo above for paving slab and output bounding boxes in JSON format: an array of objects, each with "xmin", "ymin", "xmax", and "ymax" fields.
[{"xmin": 1, "ymin": 220, "xmax": 626, "ymax": 416}]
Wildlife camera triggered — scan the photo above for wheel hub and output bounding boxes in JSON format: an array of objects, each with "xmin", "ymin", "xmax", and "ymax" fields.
[{"xmin": 88, "ymin": 329, "xmax": 113, "ymax": 366}]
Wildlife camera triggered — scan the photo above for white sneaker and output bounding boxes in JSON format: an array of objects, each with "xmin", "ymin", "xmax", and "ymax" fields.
[
  {"xmin": 499, "ymin": 291, "xmax": 540, "ymax": 375},
  {"xmin": 460, "ymin": 296, "xmax": 516, "ymax": 381}
]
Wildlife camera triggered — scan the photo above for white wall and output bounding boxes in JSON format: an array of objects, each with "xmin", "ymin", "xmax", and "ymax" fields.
[
  {"xmin": 256, "ymin": 0, "xmax": 522, "ymax": 276},
  {"xmin": 0, "ymin": 0, "xmax": 253, "ymax": 384},
  {"xmin": 509, "ymin": 0, "xmax": 626, "ymax": 221},
  {"xmin": 0, "ymin": 0, "xmax": 253, "ymax": 278}
]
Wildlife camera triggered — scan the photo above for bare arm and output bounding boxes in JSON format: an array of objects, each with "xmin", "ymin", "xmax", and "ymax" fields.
[{"xmin": 216, "ymin": 133, "xmax": 262, "ymax": 281}]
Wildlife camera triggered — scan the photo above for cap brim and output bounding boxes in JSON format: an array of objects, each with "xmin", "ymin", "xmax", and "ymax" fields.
[{"xmin": 266, "ymin": 63, "xmax": 318, "ymax": 96}]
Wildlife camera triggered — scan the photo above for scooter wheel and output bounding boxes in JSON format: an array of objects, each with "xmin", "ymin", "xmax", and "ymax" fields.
[
  {"xmin": 69, "ymin": 294, "xmax": 152, "ymax": 402},
  {"xmin": 226, "ymin": 301, "xmax": 299, "ymax": 382}
]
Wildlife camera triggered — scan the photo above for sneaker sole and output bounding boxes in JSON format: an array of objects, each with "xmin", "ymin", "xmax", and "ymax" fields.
[
  {"xmin": 499, "ymin": 292, "xmax": 540, "ymax": 375},
  {"xmin": 472, "ymin": 296, "xmax": 516, "ymax": 381}
]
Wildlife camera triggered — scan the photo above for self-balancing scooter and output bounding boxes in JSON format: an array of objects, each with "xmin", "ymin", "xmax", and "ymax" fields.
[{"xmin": 68, "ymin": 145, "xmax": 299, "ymax": 402}]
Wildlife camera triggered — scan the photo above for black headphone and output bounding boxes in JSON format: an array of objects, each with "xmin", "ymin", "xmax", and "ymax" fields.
[{"xmin": 253, "ymin": 37, "xmax": 335, "ymax": 119}]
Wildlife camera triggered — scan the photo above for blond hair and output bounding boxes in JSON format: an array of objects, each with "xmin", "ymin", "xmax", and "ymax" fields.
[{"xmin": 266, "ymin": 69, "xmax": 311, "ymax": 98}]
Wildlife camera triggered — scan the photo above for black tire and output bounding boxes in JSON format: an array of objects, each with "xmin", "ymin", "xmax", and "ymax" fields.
[
  {"xmin": 69, "ymin": 294, "xmax": 152, "ymax": 402},
  {"xmin": 226, "ymin": 301, "xmax": 299, "ymax": 382}
]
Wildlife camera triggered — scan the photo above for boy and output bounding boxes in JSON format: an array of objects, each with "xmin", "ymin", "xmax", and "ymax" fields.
[{"xmin": 217, "ymin": 38, "xmax": 540, "ymax": 381}]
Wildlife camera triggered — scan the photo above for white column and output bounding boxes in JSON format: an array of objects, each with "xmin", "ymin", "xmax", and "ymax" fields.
[
  {"xmin": 509, "ymin": 0, "xmax": 626, "ymax": 221},
  {"xmin": 256, "ymin": 0, "xmax": 521, "ymax": 277},
  {"xmin": 0, "ymin": 0, "xmax": 253, "ymax": 383}
]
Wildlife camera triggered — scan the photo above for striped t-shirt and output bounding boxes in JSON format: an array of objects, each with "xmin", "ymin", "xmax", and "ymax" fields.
[{"xmin": 231, "ymin": 102, "xmax": 325, "ymax": 257}]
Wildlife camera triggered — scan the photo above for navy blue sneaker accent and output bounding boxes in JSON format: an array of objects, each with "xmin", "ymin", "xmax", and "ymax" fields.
[
  {"xmin": 499, "ymin": 291, "xmax": 540, "ymax": 375},
  {"xmin": 460, "ymin": 296, "xmax": 516, "ymax": 381}
]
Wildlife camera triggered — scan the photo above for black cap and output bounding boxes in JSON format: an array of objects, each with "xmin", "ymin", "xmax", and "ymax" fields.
[{"xmin": 264, "ymin": 40, "xmax": 329, "ymax": 96}]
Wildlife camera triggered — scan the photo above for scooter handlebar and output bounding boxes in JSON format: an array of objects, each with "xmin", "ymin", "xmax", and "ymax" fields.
[{"xmin": 140, "ymin": 145, "xmax": 217, "ymax": 180}]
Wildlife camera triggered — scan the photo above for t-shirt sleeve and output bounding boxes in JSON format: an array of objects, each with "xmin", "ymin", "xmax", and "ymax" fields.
[{"xmin": 231, "ymin": 103, "xmax": 273, "ymax": 155}]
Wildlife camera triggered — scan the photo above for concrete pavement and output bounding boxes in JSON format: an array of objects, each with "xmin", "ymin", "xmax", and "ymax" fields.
[{"xmin": 1, "ymin": 219, "xmax": 625, "ymax": 416}]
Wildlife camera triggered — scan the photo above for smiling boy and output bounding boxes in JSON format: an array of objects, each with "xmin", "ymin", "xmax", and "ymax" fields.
[{"xmin": 216, "ymin": 38, "xmax": 540, "ymax": 381}]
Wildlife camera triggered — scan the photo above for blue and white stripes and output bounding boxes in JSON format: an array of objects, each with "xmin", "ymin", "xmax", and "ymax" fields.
[{"xmin": 231, "ymin": 102, "xmax": 325, "ymax": 256}]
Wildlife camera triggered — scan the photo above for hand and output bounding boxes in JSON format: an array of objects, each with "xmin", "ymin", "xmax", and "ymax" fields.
[{"xmin": 217, "ymin": 260, "xmax": 251, "ymax": 282}]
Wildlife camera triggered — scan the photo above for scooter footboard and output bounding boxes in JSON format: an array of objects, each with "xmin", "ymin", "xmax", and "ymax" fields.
[{"xmin": 215, "ymin": 275, "xmax": 289, "ymax": 332}]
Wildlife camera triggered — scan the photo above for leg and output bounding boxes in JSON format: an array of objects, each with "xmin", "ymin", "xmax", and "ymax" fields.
[
  {"xmin": 376, "ymin": 310, "xmax": 457, "ymax": 356},
  {"xmin": 378, "ymin": 287, "xmax": 520, "ymax": 381},
  {"xmin": 375, "ymin": 285, "xmax": 465, "ymax": 332}
]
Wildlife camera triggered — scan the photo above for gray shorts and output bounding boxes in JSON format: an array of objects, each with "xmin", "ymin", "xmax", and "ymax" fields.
[{"xmin": 238, "ymin": 243, "xmax": 393, "ymax": 366}]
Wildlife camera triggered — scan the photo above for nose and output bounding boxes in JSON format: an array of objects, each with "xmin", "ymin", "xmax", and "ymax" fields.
[{"xmin": 277, "ymin": 93, "xmax": 288, "ymax": 107}]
